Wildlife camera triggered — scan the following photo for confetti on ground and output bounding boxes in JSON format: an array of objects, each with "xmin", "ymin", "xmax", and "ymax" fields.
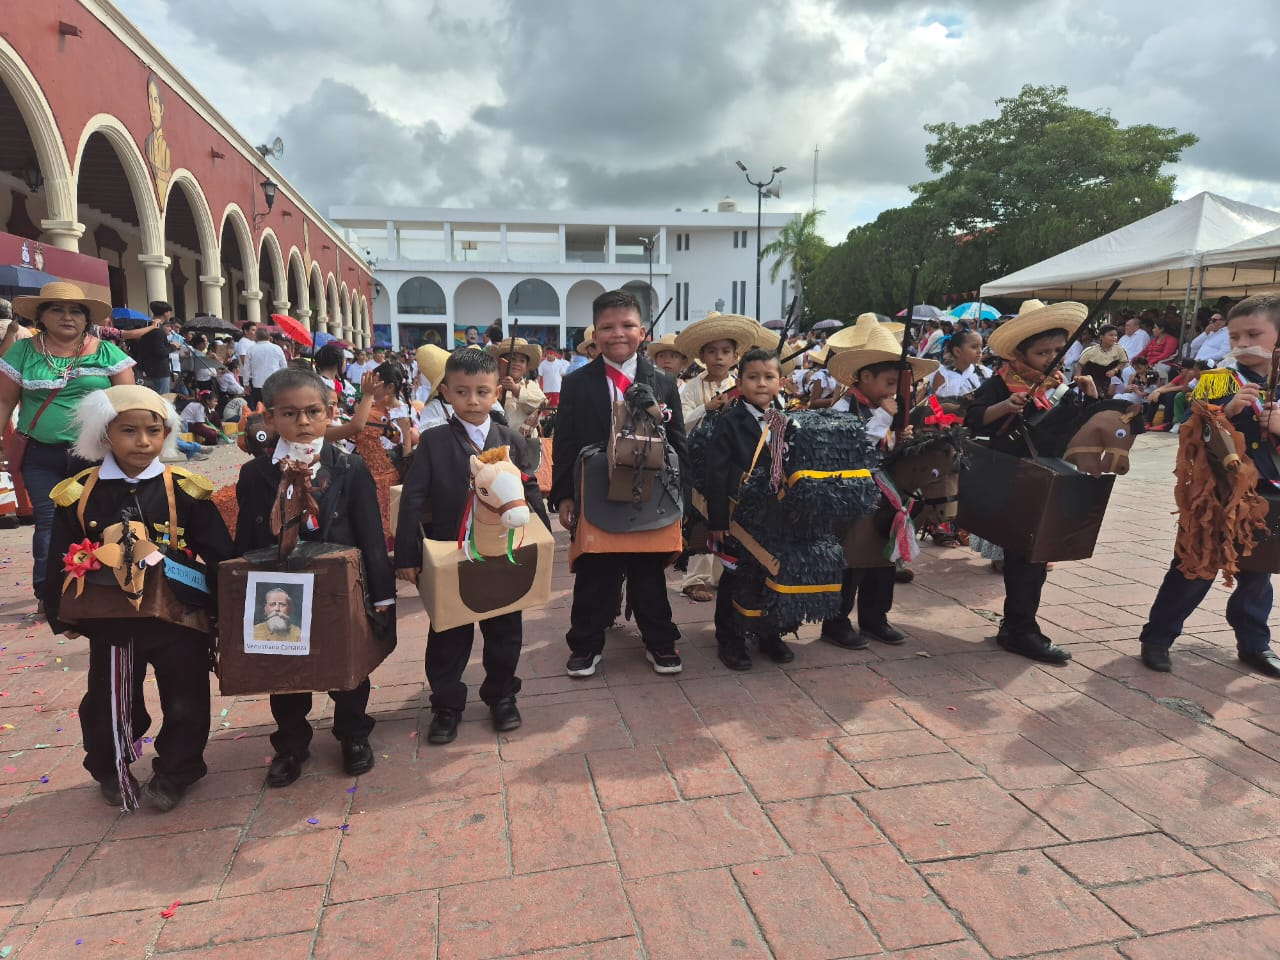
[
  {"xmin": 1, "ymin": 945, "xmax": 11, "ymax": 957},
  {"xmin": 159, "ymin": 900, "xmax": 181, "ymax": 919},
  {"xmin": 233, "ymin": 733, "xmax": 248, "ymax": 740},
  {"xmin": 219, "ymin": 709, "xmax": 229, "ymax": 718},
  {"xmin": 346, "ymin": 785, "xmax": 357, "ymax": 793},
  {"xmin": 408, "ymin": 731, "xmax": 417, "ymax": 738},
  {"xmin": 75, "ymin": 938, "xmax": 83, "ymax": 945},
  {"xmin": 339, "ymin": 823, "xmax": 350, "ymax": 832},
  {"xmin": 39, "ymin": 775, "xmax": 48, "ymax": 783},
  {"xmin": 307, "ymin": 818, "xmax": 319, "ymax": 825},
  {"xmin": 3, "ymin": 767, "xmax": 15, "ymax": 773}
]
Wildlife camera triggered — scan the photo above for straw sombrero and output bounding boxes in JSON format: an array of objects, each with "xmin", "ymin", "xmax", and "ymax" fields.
[
  {"xmin": 675, "ymin": 312, "xmax": 764, "ymax": 360},
  {"xmin": 986, "ymin": 299, "xmax": 1087, "ymax": 360},
  {"xmin": 825, "ymin": 313, "xmax": 905, "ymax": 353},
  {"xmin": 415, "ymin": 344, "xmax": 449, "ymax": 394},
  {"xmin": 575, "ymin": 326, "xmax": 595, "ymax": 356},
  {"xmin": 648, "ymin": 332, "xmax": 687, "ymax": 360},
  {"xmin": 827, "ymin": 322, "xmax": 939, "ymax": 386},
  {"xmin": 486, "ymin": 337, "xmax": 543, "ymax": 368},
  {"xmin": 12, "ymin": 281, "xmax": 111, "ymax": 325}
]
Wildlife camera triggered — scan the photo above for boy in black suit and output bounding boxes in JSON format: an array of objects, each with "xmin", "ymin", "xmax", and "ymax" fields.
[
  {"xmin": 235, "ymin": 368, "xmax": 396, "ymax": 787},
  {"xmin": 551, "ymin": 290, "xmax": 688, "ymax": 677},
  {"xmin": 394, "ymin": 349, "xmax": 549, "ymax": 743},
  {"xmin": 706, "ymin": 348, "xmax": 793, "ymax": 670}
]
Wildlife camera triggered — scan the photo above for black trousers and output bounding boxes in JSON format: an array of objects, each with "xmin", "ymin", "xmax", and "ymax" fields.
[
  {"xmin": 567, "ymin": 553, "xmax": 679, "ymax": 656},
  {"xmin": 824, "ymin": 566, "xmax": 896, "ymax": 630},
  {"xmin": 427, "ymin": 611, "xmax": 522, "ymax": 712},
  {"xmin": 80, "ymin": 624, "xmax": 211, "ymax": 789},
  {"xmin": 269, "ymin": 679, "xmax": 374, "ymax": 756},
  {"xmin": 715, "ymin": 567, "xmax": 780, "ymax": 644},
  {"xmin": 1002, "ymin": 553, "xmax": 1048, "ymax": 636}
]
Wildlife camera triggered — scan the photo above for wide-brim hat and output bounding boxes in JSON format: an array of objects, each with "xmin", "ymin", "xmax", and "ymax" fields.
[
  {"xmin": 825, "ymin": 313, "xmax": 905, "ymax": 353},
  {"xmin": 675, "ymin": 313, "xmax": 764, "ymax": 360},
  {"xmin": 648, "ymin": 332, "xmax": 687, "ymax": 360},
  {"xmin": 486, "ymin": 337, "xmax": 543, "ymax": 368},
  {"xmin": 415, "ymin": 343, "xmax": 449, "ymax": 392},
  {"xmin": 828, "ymin": 322, "xmax": 939, "ymax": 386},
  {"xmin": 576, "ymin": 326, "xmax": 596, "ymax": 356},
  {"xmin": 987, "ymin": 299, "xmax": 1087, "ymax": 360},
  {"xmin": 12, "ymin": 281, "xmax": 111, "ymax": 325}
]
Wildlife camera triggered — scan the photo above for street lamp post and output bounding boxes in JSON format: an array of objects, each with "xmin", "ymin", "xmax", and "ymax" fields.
[{"xmin": 737, "ymin": 160, "xmax": 785, "ymax": 322}]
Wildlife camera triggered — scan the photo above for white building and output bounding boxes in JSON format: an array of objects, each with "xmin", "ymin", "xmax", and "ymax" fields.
[{"xmin": 328, "ymin": 202, "xmax": 795, "ymax": 351}]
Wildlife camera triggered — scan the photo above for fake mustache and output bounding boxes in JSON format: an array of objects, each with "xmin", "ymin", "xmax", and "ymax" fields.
[{"xmin": 1228, "ymin": 346, "xmax": 1274, "ymax": 361}]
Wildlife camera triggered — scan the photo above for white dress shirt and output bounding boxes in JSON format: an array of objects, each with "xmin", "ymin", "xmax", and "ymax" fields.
[
  {"xmin": 457, "ymin": 415, "xmax": 491, "ymax": 450},
  {"xmin": 1195, "ymin": 327, "xmax": 1231, "ymax": 363},
  {"xmin": 99, "ymin": 452, "xmax": 165, "ymax": 483},
  {"xmin": 1119, "ymin": 330, "xmax": 1150, "ymax": 358},
  {"xmin": 603, "ymin": 355, "xmax": 639, "ymax": 401}
]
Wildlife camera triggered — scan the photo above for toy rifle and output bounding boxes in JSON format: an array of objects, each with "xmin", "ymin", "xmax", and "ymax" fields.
[
  {"xmin": 498, "ymin": 318, "xmax": 520, "ymax": 403},
  {"xmin": 642, "ymin": 298, "xmax": 675, "ymax": 350},
  {"xmin": 893, "ymin": 266, "xmax": 920, "ymax": 439},
  {"xmin": 775, "ymin": 273, "xmax": 805, "ymax": 355}
]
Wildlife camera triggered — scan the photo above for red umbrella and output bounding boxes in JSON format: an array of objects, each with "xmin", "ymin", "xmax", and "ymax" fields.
[{"xmin": 270, "ymin": 313, "xmax": 314, "ymax": 347}]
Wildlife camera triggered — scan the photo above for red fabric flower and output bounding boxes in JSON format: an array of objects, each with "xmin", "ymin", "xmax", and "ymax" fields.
[{"xmin": 62, "ymin": 539, "xmax": 101, "ymax": 579}]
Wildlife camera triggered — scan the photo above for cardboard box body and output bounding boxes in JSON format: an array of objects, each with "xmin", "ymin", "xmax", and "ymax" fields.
[
  {"xmin": 390, "ymin": 484, "xmax": 403, "ymax": 533},
  {"xmin": 420, "ymin": 518, "xmax": 555, "ymax": 632},
  {"xmin": 60, "ymin": 568, "xmax": 210, "ymax": 634},
  {"xmin": 956, "ymin": 441, "xmax": 1114, "ymax": 563},
  {"xmin": 216, "ymin": 543, "xmax": 389, "ymax": 695}
]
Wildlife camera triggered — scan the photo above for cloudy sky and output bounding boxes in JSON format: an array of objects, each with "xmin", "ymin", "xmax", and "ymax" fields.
[{"xmin": 117, "ymin": 0, "xmax": 1280, "ymax": 243}]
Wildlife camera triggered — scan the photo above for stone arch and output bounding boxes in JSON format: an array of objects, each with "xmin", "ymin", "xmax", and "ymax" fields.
[
  {"xmin": 258, "ymin": 228, "xmax": 287, "ymax": 309},
  {"xmin": 454, "ymin": 278, "xmax": 503, "ymax": 344},
  {"xmin": 0, "ymin": 37, "xmax": 75, "ymax": 226},
  {"xmin": 287, "ymin": 247, "xmax": 308, "ymax": 317},
  {"xmin": 566, "ymin": 279, "xmax": 606, "ymax": 331},
  {"xmin": 161, "ymin": 170, "xmax": 217, "ymax": 265},
  {"xmin": 310, "ymin": 262, "xmax": 326, "ymax": 330},
  {"xmin": 339, "ymin": 282, "xmax": 351, "ymax": 337},
  {"xmin": 219, "ymin": 203, "xmax": 258, "ymax": 320},
  {"xmin": 507, "ymin": 278, "xmax": 560, "ymax": 317},
  {"xmin": 72, "ymin": 113, "xmax": 164, "ymax": 256},
  {"xmin": 397, "ymin": 276, "xmax": 446, "ymax": 315},
  {"xmin": 326, "ymin": 273, "xmax": 340, "ymax": 336}
]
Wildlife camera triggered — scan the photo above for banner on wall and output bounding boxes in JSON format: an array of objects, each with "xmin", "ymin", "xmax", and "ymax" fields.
[{"xmin": 0, "ymin": 233, "xmax": 111, "ymax": 303}]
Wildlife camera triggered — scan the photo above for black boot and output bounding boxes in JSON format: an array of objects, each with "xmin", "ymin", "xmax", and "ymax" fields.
[{"xmin": 717, "ymin": 636, "xmax": 752, "ymax": 671}]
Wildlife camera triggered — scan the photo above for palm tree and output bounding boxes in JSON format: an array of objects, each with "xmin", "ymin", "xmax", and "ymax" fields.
[{"xmin": 760, "ymin": 209, "xmax": 829, "ymax": 285}]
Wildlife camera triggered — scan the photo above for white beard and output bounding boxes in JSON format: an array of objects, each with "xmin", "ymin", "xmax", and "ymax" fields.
[{"xmin": 266, "ymin": 614, "xmax": 292, "ymax": 634}]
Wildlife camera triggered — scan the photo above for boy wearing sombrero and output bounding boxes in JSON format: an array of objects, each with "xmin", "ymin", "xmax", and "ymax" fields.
[
  {"xmin": 674, "ymin": 313, "xmax": 765, "ymax": 603},
  {"xmin": 824, "ymin": 321, "xmax": 939, "ymax": 649},
  {"xmin": 649, "ymin": 333, "xmax": 689, "ymax": 381},
  {"xmin": 963, "ymin": 299, "xmax": 1096, "ymax": 664},
  {"xmin": 487, "ymin": 337, "xmax": 547, "ymax": 430}
]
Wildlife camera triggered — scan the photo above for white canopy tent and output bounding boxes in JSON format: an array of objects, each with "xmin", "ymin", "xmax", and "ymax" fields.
[
  {"xmin": 1202, "ymin": 223, "xmax": 1280, "ymax": 285},
  {"xmin": 980, "ymin": 192, "xmax": 1280, "ymax": 301}
]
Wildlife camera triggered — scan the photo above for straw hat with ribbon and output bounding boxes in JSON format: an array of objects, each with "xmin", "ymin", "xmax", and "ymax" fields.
[
  {"xmin": 415, "ymin": 343, "xmax": 450, "ymax": 396},
  {"xmin": 987, "ymin": 299, "xmax": 1088, "ymax": 361},
  {"xmin": 828, "ymin": 322, "xmax": 939, "ymax": 386},
  {"xmin": 648, "ymin": 332, "xmax": 687, "ymax": 362},
  {"xmin": 485, "ymin": 337, "xmax": 543, "ymax": 368},
  {"xmin": 825, "ymin": 313, "xmax": 905, "ymax": 353},
  {"xmin": 575, "ymin": 326, "xmax": 596, "ymax": 356},
  {"xmin": 674, "ymin": 312, "xmax": 764, "ymax": 360},
  {"xmin": 13, "ymin": 281, "xmax": 111, "ymax": 326}
]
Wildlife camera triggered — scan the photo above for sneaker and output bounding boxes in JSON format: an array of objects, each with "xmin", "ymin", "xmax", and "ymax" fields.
[
  {"xmin": 566, "ymin": 652, "xmax": 602, "ymax": 677},
  {"xmin": 645, "ymin": 649, "xmax": 683, "ymax": 675},
  {"xmin": 186, "ymin": 450, "xmax": 211, "ymax": 461}
]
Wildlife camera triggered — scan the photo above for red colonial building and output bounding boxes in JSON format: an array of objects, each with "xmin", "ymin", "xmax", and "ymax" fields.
[{"xmin": 1, "ymin": 0, "xmax": 373, "ymax": 344}]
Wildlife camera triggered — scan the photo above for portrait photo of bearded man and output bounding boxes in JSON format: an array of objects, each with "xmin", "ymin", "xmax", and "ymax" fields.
[{"xmin": 251, "ymin": 587, "xmax": 304, "ymax": 643}]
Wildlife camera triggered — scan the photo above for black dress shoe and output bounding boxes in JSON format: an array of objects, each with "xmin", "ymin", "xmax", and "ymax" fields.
[
  {"xmin": 997, "ymin": 631, "xmax": 1072, "ymax": 664},
  {"xmin": 717, "ymin": 641, "xmax": 753, "ymax": 671},
  {"xmin": 143, "ymin": 775, "xmax": 187, "ymax": 813},
  {"xmin": 894, "ymin": 566, "xmax": 915, "ymax": 583},
  {"xmin": 1238, "ymin": 649, "xmax": 1280, "ymax": 678},
  {"xmin": 820, "ymin": 619, "xmax": 868, "ymax": 650},
  {"xmin": 755, "ymin": 634, "xmax": 795, "ymax": 664},
  {"xmin": 861, "ymin": 622, "xmax": 906, "ymax": 645},
  {"xmin": 1141, "ymin": 643, "xmax": 1172, "ymax": 673},
  {"xmin": 490, "ymin": 698, "xmax": 522, "ymax": 733},
  {"xmin": 341, "ymin": 737, "xmax": 375, "ymax": 776},
  {"xmin": 428, "ymin": 709, "xmax": 460, "ymax": 744},
  {"xmin": 98, "ymin": 773, "xmax": 139, "ymax": 808},
  {"xmin": 266, "ymin": 752, "xmax": 308, "ymax": 788}
]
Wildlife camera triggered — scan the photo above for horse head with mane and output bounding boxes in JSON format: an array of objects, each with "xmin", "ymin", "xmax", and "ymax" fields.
[
  {"xmin": 1063, "ymin": 401, "xmax": 1145, "ymax": 477},
  {"xmin": 881, "ymin": 423, "xmax": 968, "ymax": 526},
  {"xmin": 466, "ymin": 447, "xmax": 532, "ymax": 559}
]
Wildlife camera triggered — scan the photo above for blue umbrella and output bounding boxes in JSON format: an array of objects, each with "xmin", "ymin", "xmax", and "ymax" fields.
[
  {"xmin": 948, "ymin": 301, "xmax": 999, "ymax": 321},
  {"xmin": 313, "ymin": 331, "xmax": 336, "ymax": 349},
  {"xmin": 0, "ymin": 264, "xmax": 59, "ymax": 294},
  {"xmin": 110, "ymin": 306, "xmax": 150, "ymax": 330}
]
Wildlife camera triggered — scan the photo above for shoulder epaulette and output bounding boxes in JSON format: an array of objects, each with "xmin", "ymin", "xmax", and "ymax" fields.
[
  {"xmin": 49, "ymin": 468, "xmax": 97, "ymax": 507},
  {"xmin": 169, "ymin": 466, "xmax": 215, "ymax": 500}
]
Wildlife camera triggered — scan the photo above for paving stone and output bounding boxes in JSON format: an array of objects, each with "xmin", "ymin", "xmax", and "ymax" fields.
[
  {"xmin": 1014, "ymin": 782, "xmax": 1155, "ymax": 841},
  {"xmin": 0, "ymin": 847, "xmax": 74, "ymax": 908},
  {"xmin": 860, "ymin": 779, "xmax": 1062, "ymax": 861},
  {"xmin": 733, "ymin": 854, "xmax": 879, "ymax": 959},
  {"xmin": 824, "ymin": 844, "xmax": 966, "ymax": 951},
  {"xmin": 656, "ymin": 735, "xmax": 745, "ymax": 798},
  {"xmin": 947, "ymin": 733, "xmax": 1082, "ymax": 789},
  {"xmin": 1085, "ymin": 758, "xmax": 1280, "ymax": 847},
  {"xmin": 920, "ymin": 850, "xmax": 1133, "ymax": 958},
  {"xmin": 626, "ymin": 868, "xmax": 772, "ymax": 960},
  {"xmin": 832, "ymin": 728, "xmax": 949, "ymax": 763},
  {"xmin": 854, "ymin": 750, "xmax": 983, "ymax": 788},
  {"xmin": 1200, "ymin": 836, "xmax": 1280, "ymax": 903},
  {"xmin": 438, "ymin": 862, "xmax": 632, "ymax": 960},
  {"xmin": 871, "ymin": 657, "xmax": 994, "ymax": 696},
  {"xmin": 149, "ymin": 931, "xmax": 314, "ymax": 959},
  {"xmin": 313, "ymin": 890, "xmax": 438, "ymax": 960},
  {"xmin": 154, "ymin": 885, "xmax": 325, "ymax": 952},
  {"xmin": 1094, "ymin": 870, "xmax": 1276, "ymax": 934},
  {"xmin": 587, "ymin": 746, "xmax": 679, "ymax": 809},
  {"xmin": 765, "ymin": 795, "xmax": 883, "ymax": 852},
  {"xmin": 897, "ymin": 689, "xmax": 1042, "ymax": 738},
  {"xmin": 1116, "ymin": 915, "xmax": 1280, "ymax": 959},
  {"xmin": 611, "ymin": 681, "xmax": 706, "ymax": 745},
  {"xmin": 606, "ymin": 794, "xmax": 786, "ymax": 878},
  {"xmin": 1045, "ymin": 833, "xmax": 1212, "ymax": 886},
  {"xmin": 9, "ymin": 907, "xmax": 164, "ymax": 959},
  {"xmin": 495, "ymin": 698, "xmax": 633, "ymax": 762},
  {"xmin": 726, "ymin": 738, "xmax": 866, "ymax": 801},
  {"xmin": 1021, "ymin": 718, "xmax": 1195, "ymax": 771},
  {"xmin": 504, "ymin": 753, "xmax": 613, "ymax": 873},
  {"xmin": 219, "ymin": 830, "xmax": 341, "ymax": 898}
]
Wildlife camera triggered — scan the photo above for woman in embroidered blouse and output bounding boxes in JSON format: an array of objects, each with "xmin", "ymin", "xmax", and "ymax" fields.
[{"xmin": 0, "ymin": 283, "xmax": 135, "ymax": 607}]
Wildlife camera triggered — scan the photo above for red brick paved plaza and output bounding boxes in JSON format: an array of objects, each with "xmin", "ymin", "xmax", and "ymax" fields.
[{"xmin": 2, "ymin": 432, "xmax": 1280, "ymax": 958}]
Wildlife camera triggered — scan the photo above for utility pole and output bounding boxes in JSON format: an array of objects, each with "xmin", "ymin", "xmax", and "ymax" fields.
[{"xmin": 736, "ymin": 161, "xmax": 786, "ymax": 322}]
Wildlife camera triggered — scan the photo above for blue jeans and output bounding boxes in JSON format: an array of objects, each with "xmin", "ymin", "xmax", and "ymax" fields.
[
  {"xmin": 22, "ymin": 440, "xmax": 94, "ymax": 598},
  {"xmin": 146, "ymin": 373, "xmax": 171, "ymax": 395},
  {"xmin": 1140, "ymin": 558, "xmax": 1272, "ymax": 653}
]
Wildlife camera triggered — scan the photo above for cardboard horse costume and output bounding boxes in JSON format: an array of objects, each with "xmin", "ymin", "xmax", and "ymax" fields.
[{"xmin": 418, "ymin": 447, "xmax": 554, "ymax": 632}]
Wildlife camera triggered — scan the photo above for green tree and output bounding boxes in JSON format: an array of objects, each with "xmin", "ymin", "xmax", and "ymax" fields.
[
  {"xmin": 912, "ymin": 83, "xmax": 1197, "ymax": 277},
  {"xmin": 760, "ymin": 208, "xmax": 829, "ymax": 285}
]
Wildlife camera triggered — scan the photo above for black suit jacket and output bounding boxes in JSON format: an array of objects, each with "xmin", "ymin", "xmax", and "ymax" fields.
[
  {"xmin": 234, "ymin": 443, "xmax": 396, "ymax": 604},
  {"xmin": 393, "ymin": 418, "xmax": 550, "ymax": 569},
  {"xmin": 705, "ymin": 401, "xmax": 768, "ymax": 531},
  {"xmin": 549, "ymin": 355, "xmax": 687, "ymax": 508}
]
